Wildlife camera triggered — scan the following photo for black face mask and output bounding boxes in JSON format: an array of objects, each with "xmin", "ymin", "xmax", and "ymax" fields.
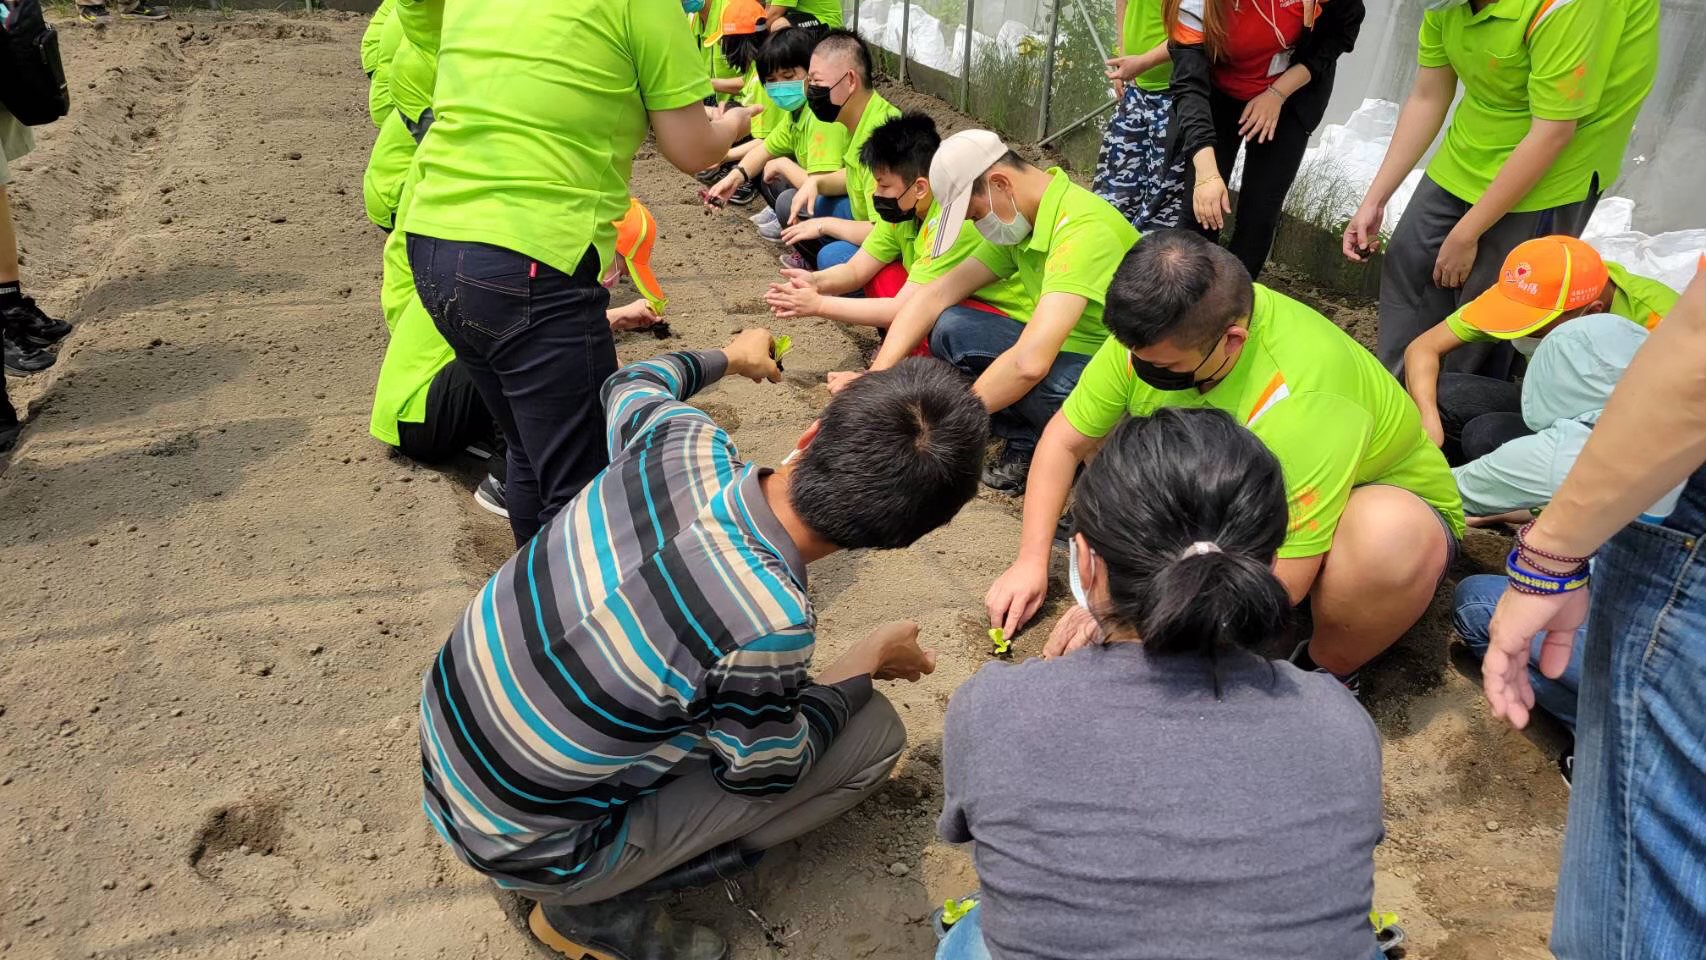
[
  {"xmin": 1130, "ymin": 338, "xmax": 1231, "ymax": 392},
  {"xmin": 805, "ymin": 80, "xmax": 842, "ymax": 122},
  {"xmin": 871, "ymin": 188, "xmax": 915, "ymax": 224}
]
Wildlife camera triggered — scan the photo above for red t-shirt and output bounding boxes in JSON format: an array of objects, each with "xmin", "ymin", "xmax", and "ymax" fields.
[{"xmin": 1172, "ymin": 0, "xmax": 1310, "ymax": 101}]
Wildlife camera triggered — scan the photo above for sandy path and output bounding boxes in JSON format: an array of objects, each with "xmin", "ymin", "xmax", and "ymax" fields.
[{"xmin": 0, "ymin": 13, "xmax": 1565, "ymax": 960}]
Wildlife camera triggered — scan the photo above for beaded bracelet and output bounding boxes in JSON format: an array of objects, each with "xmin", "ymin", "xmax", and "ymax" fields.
[
  {"xmin": 1505, "ymin": 547, "xmax": 1591, "ymax": 596},
  {"xmin": 1515, "ymin": 521, "xmax": 1593, "ymax": 568}
]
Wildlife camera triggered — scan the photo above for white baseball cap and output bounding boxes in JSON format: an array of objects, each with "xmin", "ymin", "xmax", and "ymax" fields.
[{"xmin": 928, "ymin": 129, "xmax": 1010, "ymax": 258}]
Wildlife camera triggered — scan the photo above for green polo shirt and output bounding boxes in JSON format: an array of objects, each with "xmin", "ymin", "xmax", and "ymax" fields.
[
  {"xmin": 969, "ymin": 168, "xmax": 1139, "ymax": 354},
  {"xmin": 859, "ymin": 200, "xmax": 1034, "ymax": 315},
  {"xmin": 405, "ymin": 0, "xmax": 711, "ymax": 277},
  {"xmin": 360, "ymin": 0, "xmax": 397, "ymax": 74},
  {"xmin": 1445, "ymin": 261, "xmax": 1681, "ymax": 343},
  {"xmin": 366, "ymin": 9, "xmax": 405, "ymax": 127},
  {"xmin": 1063, "ymin": 285, "xmax": 1465, "ymax": 557},
  {"xmin": 1419, "ymin": 0, "xmax": 1658, "ymax": 211},
  {"xmin": 1121, "ymin": 0, "xmax": 1172, "ymax": 92},
  {"xmin": 389, "ymin": 38, "xmax": 438, "ymax": 125},
  {"xmin": 742, "ymin": 71, "xmax": 785, "ymax": 140},
  {"xmin": 394, "ymin": 0, "xmax": 443, "ymax": 54},
  {"xmin": 372, "ymin": 174, "xmax": 454, "ymax": 445},
  {"xmin": 763, "ymin": 108, "xmax": 848, "ymax": 174},
  {"xmin": 772, "ymin": 0, "xmax": 842, "ymax": 27},
  {"xmin": 841, "ymin": 92, "xmax": 902, "ymax": 223}
]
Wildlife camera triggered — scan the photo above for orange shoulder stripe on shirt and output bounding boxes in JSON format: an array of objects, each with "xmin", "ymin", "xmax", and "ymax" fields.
[{"xmin": 1246, "ymin": 371, "xmax": 1287, "ymax": 425}]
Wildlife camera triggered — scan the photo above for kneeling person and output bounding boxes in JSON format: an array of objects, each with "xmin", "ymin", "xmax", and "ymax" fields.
[
  {"xmin": 988, "ymin": 230, "xmax": 1465, "ymax": 691},
  {"xmin": 419, "ymin": 332, "xmax": 990, "ymax": 958}
]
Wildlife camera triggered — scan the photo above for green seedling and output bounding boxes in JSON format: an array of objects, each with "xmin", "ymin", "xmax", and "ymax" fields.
[
  {"xmin": 770, "ymin": 334, "xmax": 793, "ymax": 372},
  {"xmin": 988, "ymin": 628, "xmax": 1010, "ymax": 655},
  {"xmin": 941, "ymin": 896, "xmax": 980, "ymax": 927}
]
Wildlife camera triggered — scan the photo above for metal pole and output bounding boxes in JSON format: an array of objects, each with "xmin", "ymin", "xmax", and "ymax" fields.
[
  {"xmin": 958, "ymin": 0, "xmax": 975, "ymax": 111},
  {"xmin": 1034, "ymin": 0, "xmax": 1062, "ymax": 141},
  {"xmin": 852, "ymin": 0, "xmax": 861, "ymax": 39},
  {"xmin": 1036, "ymin": 96, "xmax": 1116, "ymax": 147},
  {"xmin": 899, "ymin": 0, "xmax": 911, "ymax": 85},
  {"xmin": 1068, "ymin": 0, "xmax": 1110, "ymax": 65}
]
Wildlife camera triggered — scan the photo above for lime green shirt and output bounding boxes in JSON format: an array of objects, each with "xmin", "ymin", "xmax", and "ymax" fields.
[
  {"xmin": 389, "ymin": 38, "xmax": 438, "ymax": 124},
  {"xmin": 1062, "ymin": 286, "xmax": 1465, "ymax": 556},
  {"xmin": 366, "ymin": 10, "xmax": 405, "ymax": 127},
  {"xmin": 968, "ymin": 169, "xmax": 1140, "ymax": 355},
  {"xmin": 772, "ymin": 0, "xmax": 843, "ymax": 27},
  {"xmin": 763, "ymin": 108, "xmax": 849, "ymax": 174},
  {"xmin": 406, "ymin": 0, "xmax": 712, "ymax": 277},
  {"xmin": 372, "ymin": 173, "xmax": 454, "ymax": 445},
  {"xmin": 742, "ymin": 71, "xmax": 785, "ymax": 140},
  {"xmin": 1121, "ymin": 0, "xmax": 1172, "ymax": 92},
  {"xmin": 1445, "ymin": 261, "xmax": 1681, "ymax": 342},
  {"xmin": 858, "ymin": 200, "xmax": 1034, "ymax": 315},
  {"xmin": 841, "ymin": 92, "xmax": 902, "ymax": 223},
  {"xmin": 361, "ymin": 0, "xmax": 397, "ymax": 74},
  {"xmin": 1418, "ymin": 0, "xmax": 1658, "ymax": 211},
  {"xmin": 700, "ymin": 0, "xmax": 742, "ymax": 86},
  {"xmin": 394, "ymin": 0, "xmax": 443, "ymax": 54}
]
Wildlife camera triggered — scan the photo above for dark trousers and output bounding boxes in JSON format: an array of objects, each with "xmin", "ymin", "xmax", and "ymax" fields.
[
  {"xmin": 1376, "ymin": 174, "xmax": 1600, "ymax": 380},
  {"xmin": 406, "ymin": 235, "xmax": 615, "ymax": 546},
  {"xmin": 1183, "ymin": 87, "xmax": 1313, "ymax": 282},
  {"xmin": 928, "ymin": 305, "xmax": 1090, "ymax": 456},
  {"xmin": 1438, "ymin": 372, "xmax": 1530, "ymax": 465},
  {"xmin": 395, "ymin": 360, "xmax": 506, "ymax": 482}
]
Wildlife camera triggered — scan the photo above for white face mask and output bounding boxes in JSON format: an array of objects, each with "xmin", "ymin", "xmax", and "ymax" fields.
[
  {"xmin": 1069, "ymin": 536, "xmax": 1091, "ymax": 610},
  {"xmin": 974, "ymin": 183, "xmax": 1032, "ymax": 246}
]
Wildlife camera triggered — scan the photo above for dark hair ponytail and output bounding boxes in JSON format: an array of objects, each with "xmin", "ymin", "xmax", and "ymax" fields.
[{"xmin": 1073, "ymin": 408, "xmax": 1291, "ymax": 687}]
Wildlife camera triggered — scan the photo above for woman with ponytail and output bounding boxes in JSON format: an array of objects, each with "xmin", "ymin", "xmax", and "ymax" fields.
[{"xmin": 935, "ymin": 408, "xmax": 1385, "ymax": 960}]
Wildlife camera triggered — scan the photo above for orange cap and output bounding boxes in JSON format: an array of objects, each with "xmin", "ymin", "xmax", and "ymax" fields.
[
  {"xmin": 614, "ymin": 199, "xmax": 667, "ymax": 315},
  {"xmin": 1459, "ymin": 236, "xmax": 1610, "ymax": 339},
  {"xmin": 703, "ymin": 0, "xmax": 765, "ymax": 45}
]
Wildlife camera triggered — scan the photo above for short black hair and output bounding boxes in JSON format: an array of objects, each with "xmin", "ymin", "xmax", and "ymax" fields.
[
  {"xmin": 1104, "ymin": 229, "xmax": 1254, "ymax": 352},
  {"xmin": 812, "ymin": 28, "xmax": 874, "ymax": 86},
  {"xmin": 790, "ymin": 358, "xmax": 989, "ymax": 550},
  {"xmin": 757, "ymin": 23, "xmax": 821, "ymax": 79},
  {"xmin": 859, "ymin": 112, "xmax": 940, "ymax": 184},
  {"xmin": 721, "ymin": 32, "xmax": 763, "ymax": 74}
]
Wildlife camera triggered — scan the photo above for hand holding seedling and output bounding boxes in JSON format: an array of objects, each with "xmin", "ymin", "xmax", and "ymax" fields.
[{"xmin": 723, "ymin": 328, "xmax": 783, "ymax": 383}]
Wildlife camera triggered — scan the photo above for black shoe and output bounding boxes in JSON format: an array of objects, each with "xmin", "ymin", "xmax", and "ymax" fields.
[
  {"xmin": 0, "ymin": 421, "xmax": 22, "ymax": 454},
  {"xmin": 119, "ymin": 1, "xmax": 169, "ymax": 19},
  {"xmin": 631, "ymin": 844, "xmax": 762, "ymax": 896},
  {"xmin": 1, "ymin": 297, "xmax": 73, "ymax": 348},
  {"xmin": 1288, "ymin": 639, "xmax": 1361, "ymax": 698},
  {"xmin": 528, "ymin": 898, "xmax": 728, "ymax": 960},
  {"xmin": 3, "ymin": 338, "xmax": 55, "ymax": 376},
  {"xmin": 77, "ymin": 3, "xmax": 111, "ymax": 22},
  {"xmin": 694, "ymin": 160, "xmax": 735, "ymax": 186},
  {"xmin": 1052, "ymin": 506, "xmax": 1074, "ymax": 546},
  {"xmin": 729, "ymin": 179, "xmax": 758, "ymax": 206},
  {"xmin": 1558, "ymin": 747, "xmax": 1573, "ymax": 788},
  {"xmin": 981, "ymin": 444, "xmax": 1032, "ymax": 494},
  {"xmin": 474, "ymin": 474, "xmax": 508, "ymax": 518}
]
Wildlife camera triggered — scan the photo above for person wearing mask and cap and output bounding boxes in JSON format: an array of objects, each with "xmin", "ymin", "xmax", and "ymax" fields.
[
  {"xmin": 1403, "ymin": 235, "xmax": 1680, "ymax": 464},
  {"xmin": 372, "ymin": 200, "xmax": 667, "ymax": 517},
  {"xmin": 762, "ymin": 113, "xmax": 1032, "ymax": 332},
  {"xmin": 987, "ymin": 229, "xmax": 1463, "ymax": 695},
  {"xmin": 776, "ymin": 29, "xmax": 901, "ymax": 272},
  {"xmin": 404, "ymin": 0, "xmax": 744, "ymax": 546},
  {"xmin": 829, "ymin": 129, "xmax": 1138, "ymax": 494}
]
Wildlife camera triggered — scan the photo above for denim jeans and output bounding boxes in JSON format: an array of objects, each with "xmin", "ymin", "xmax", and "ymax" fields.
[
  {"xmin": 1552, "ymin": 465, "xmax": 1706, "ymax": 959},
  {"xmin": 928, "ymin": 305, "xmax": 1090, "ymax": 456},
  {"xmin": 1437, "ymin": 372, "xmax": 1530, "ymax": 466},
  {"xmin": 406, "ymin": 234, "xmax": 615, "ymax": 546},
  {"xmin": 772, "ymin": 189, "xmax": 855, "ymax": 269},
  {"xmin": 1453, "ymin": 574, "xmax": 1582, "ymax": 732}
]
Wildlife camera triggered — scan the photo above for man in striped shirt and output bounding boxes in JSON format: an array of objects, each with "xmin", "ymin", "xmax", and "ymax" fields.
[{"xmin": 420, "ymin": 328, "xmax": 989, "ymax": 959}]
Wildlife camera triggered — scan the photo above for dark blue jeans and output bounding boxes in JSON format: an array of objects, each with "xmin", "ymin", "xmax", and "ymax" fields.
[
  {"xmin": 406, "ymin": 234, "xmax": 615, "ymax": 546},
  {"xmin": 928, "ymin": 305, "xmax": 1089, "ymax": 456},
  {"xmin": 1454, "ymin": 573, "xmax": 1581, "ymax": 732},
  {"xmin": 1552, "ymin": 465, "xmax": 1706, "ymax": 959}
]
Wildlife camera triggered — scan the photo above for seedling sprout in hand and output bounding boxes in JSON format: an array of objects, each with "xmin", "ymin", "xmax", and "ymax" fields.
[{"xmin": 770, "ymin": 334, "xmax": 793, "ymax": 371}]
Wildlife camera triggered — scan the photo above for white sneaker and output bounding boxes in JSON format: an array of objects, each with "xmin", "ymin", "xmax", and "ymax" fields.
[
  {"xmin": 749, "ymin": 207, "xmax": 778, "ymax": 227},
  {"xmin": 757, "ymin": 219, "xmax": 784, "ymax": 242}
]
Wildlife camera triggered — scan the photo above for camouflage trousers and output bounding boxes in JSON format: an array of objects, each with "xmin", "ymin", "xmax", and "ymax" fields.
[{"xmin": 1092, "ymin": 84, "xmax": 1185, "ymax": 231}]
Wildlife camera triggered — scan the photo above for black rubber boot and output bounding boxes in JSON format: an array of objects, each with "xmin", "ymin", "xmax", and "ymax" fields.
[
  {"xmin": 631, "ymin": 844, "xmax": 762, "ymax": 895},
  {"xmin": 528, "ymin": 896, "xmax": 728, "ymax": 960}
]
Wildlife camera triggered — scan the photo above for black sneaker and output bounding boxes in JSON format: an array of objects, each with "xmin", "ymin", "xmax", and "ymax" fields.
[
  {"xmin": 981, "ymin": 444, "xmax": 1032, "ymax": 494},
  {"xmin": 0, "ymin": 421, "xmax": 22, "ymax": 455},
  {"xmin": 1288, "ymin": 639, "xmax": 1361, "ymax": 698},
  {"xmin": 1, "ymin": 297, "xmax": 73, "ymax": 348},
  {"xmin": 77, "ymin": 3, "xmax": 111, "ymax": 22},
  {"xmin": 474, "ymin": 474, "xmax": 508, "ymax": 519},
  {"xmin": 3, "ymin": 337, "xmax": 55, "ymax": 376},
  {"xmin": 119, "ymin": 1, "xmax": 169, "ymax": 20},
  {"xmin": 695, "ymin": 160, "xmax": 736, "ymax": 186},
  {"xmin": 729, "ymin": 179, "xmax": 758, "ymax": 206},
  {"xmin": 528, "ymin": 898, "xmax": 727, "ymax": 960},
  {"xmin": 1558, "ymin": 747, "xmax": 1573, "ymax": 788}
]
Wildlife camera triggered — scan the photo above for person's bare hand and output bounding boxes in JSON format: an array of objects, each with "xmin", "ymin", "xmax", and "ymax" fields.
[
  {"xmin": 779, "ymin": 266, "xmax": 816, "ymax": 289},
  {"xmin": 607, "ymin": 299, "xmax": 660, "ymax": 332},
  {"xmin": 1193, "ymin": 176, "xmax": 1231, "ymax": 232},
  {"xmin": 1484, "ymin": 585, "xmax": 1588, "ymax": 729},
  {"xmin": 1041, "ymin": 604, "xmax": 1103, "ymax": 659},
  {"xmin": 789, "ymin": 177, "xmax": 820, "ymax": 226},
  {"xmin": 865, "ymin": 621, "xmax": 938, "ymax": 682},
  {"xmin": 826, "ymin": 370, "xmax": 864, "ymax": 394},
  {"xmin": 704, "ymin": 172, "xmax": 740, "ymax": 209},
  {"xmin": 1342, "ymin": 202, "xmax": 1384, "ymax": 262},
  {"xmin": 781, "ymin": 218, "xmax": 826, "ymax": 245},
  {"xmin": 764, "ymin": 276, "xmax": 821, "ymax": 319},
  {"xmin": 1237, "ymin": 88, "xmax": 1284, "ymax": 143},
  {"xmin": 986, "ymin": 558, "xmax": 1049, "ymax": 640},
  {"xmin": 1434, "ymin": 227, "xmax": 1478, "ymax": 289},
  {"xmin": 723, "ymin": 328, "xmax": 783, "ymax": 383},
  {"xmin": 1104, "ymin": 55, "xmax": 1143, "ymax": 98}
]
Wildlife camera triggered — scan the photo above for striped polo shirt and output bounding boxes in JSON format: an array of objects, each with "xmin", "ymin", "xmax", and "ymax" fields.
[{"xmin": 420, "ymin": 350, "xmax": 871, "ymax": 893}]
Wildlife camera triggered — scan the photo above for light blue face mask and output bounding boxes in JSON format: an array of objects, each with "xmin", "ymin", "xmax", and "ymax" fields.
[
  {"xmin": 764, "ymin": 79, "xmax": 806, "ymax": 112},
  {"xmin": 682, "ymin": 0, "xmax": 706, "ymax": 12}
]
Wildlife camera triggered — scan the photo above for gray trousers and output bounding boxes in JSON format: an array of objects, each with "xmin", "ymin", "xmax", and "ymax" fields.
[
  {"xmin": 1376, "ymin": 174, "xmax": 1600, "ymax": 380},
  {"xmin": 545, "ymin": 694, "xmax": 906, "ymax": 906}
]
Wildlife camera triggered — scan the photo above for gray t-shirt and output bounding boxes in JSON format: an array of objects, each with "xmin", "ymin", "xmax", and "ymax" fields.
[{"xmin": 938, "ymin": 642, "xmax": 1383, "ymax": 960}]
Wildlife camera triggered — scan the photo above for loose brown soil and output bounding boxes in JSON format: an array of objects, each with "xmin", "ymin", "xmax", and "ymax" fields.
[{"xmin": 0, "ymin": 13, "xmax": 1565, "ymax": 959}]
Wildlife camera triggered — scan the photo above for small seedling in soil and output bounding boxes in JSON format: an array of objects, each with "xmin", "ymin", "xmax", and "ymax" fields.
[{"xmin": 988, "ymin": 628, "xmax": 1011, "ymax": 656}]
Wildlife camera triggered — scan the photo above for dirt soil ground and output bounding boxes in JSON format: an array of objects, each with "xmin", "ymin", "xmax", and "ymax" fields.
[{"xmin": 0, "ymin": 13, "xmax": 1570, "ymax": 960}]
